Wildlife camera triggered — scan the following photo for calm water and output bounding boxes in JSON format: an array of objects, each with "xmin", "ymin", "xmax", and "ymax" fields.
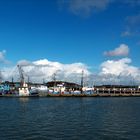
[{"xmin": 0, "ymin": 97, "xmax": 140, "ymax": 140}]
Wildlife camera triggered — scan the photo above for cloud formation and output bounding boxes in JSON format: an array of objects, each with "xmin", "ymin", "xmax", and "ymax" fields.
[
  {"xmin": 1, "ymin": 57, "xmax": 140, "ymax": 85},
  {"xmin": 60, "ymin": 0, "xmax": 112, "ymax": 16},
  {"xmin": 0, "ymin": 50, "xmax": 9, "ymax": 64},
  {"xmin": 104, "ymin": 44, "xmax": 129, "ymax": 57},
  {"xmin": 122, "ymin": 14, "xmax": 140, "ymax": 37},
  {"xmin": 121, "ymin": 30, "xmax": 132, "ymax": 37},
  {"xmin": 100, "ymin": 58, "xmax": 139, "ymax": 76},
  {"xmin": 3, "ymin": 59, "xmax": 90, "ymax": 84},
  {"xmin": 59, "ymin": 0, "xmax": 140, "ymax": 17},
  {"xmin": 1, "ymin": 49, "xmax": 140, "ymax": 85},
  {"xmin": 99, "ymin": 58, "xmax": 140, "ymax": 85}
]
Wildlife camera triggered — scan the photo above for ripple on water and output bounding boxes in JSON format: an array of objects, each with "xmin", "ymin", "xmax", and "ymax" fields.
[{"xmin": 0, "ymin": 97, "xmax": 140, "ymax": 140}]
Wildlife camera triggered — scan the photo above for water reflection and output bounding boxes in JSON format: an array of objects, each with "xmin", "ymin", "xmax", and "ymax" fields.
[
  {"xmin": 0, "ymin": 97, "xmax": 140, "ymax": 140},
  {"xmin": 19, "ymin": 97, "xmax": 29, "ymax": 103}
]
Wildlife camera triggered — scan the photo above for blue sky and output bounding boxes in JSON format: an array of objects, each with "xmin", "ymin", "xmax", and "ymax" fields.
[{"xmin": 0, "ymin": 0, "xmax": 140, "ymax": 84}]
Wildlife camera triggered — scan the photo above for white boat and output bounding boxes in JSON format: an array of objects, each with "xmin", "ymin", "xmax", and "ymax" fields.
[
  {"xmin": 35, "ymin": 85, "xmax": 48, "ymax": 92},
  {"xmin": 82, "ymin": 87, "xmax": 95, "ymax": 94},
  {"xmin": 18, "ymin": 82, "xmax": 30, "ymax": 96},
  {"xmin": 17, "ymin": 65, "xmax": 38, "ymax": 97},
  {"xmin": 30, "ymin": 85, "xmax": 48, "ymax": 96}
]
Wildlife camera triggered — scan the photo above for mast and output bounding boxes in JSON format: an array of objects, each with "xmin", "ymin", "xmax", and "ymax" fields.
[
  {"xmin": 12, "ymin": 77, "xmax": 14, "ymax": 83},
  {"xmin": 0, "ymin": 70, "xmax": 3, "ymax": 83},
  {"xmin": 52, "ymin": 73, "xmax": 56, "ymax": 87},
  {"xmin": 52, "ymin": 73, "xmax": 56, "ymax": 81},
  {"xmin": 17, "ymin": 65, "xmax": 24, "ymax": 86},
  {"xmin": 81, "ymin": 70, "xmax": 84, "ymax": 93},
  {"xmin": 43, "ymin": 78, "xmax": 45, "ymax": 84},
  {"xmin": 28, "ymin": 76, "xmax": 30, "ymax": 84}
]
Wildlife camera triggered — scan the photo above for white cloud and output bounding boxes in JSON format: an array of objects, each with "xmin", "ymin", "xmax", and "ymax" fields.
[
  {"xmin": 100, "ymin": 58, "xmax": 139, "ymax": 76},
  {"xmin": 59, "ymin": 0, "xmax": 140, "ymax": 17},
  {"xmin": 2, "ymin": 59, "xmax": 90, "ymax": 84},
  {"xmin": 98, "ymin": 58, "xmax": 140, "ymax": 85},
  {"xmin": 0, "ymin": 50, "xmax": 9, "ymax": 64},
  {"xmin": 17, "ymin": 60, "xmax": 33, "ymax": 66},
  {"xmin": 121, "ymin": 31, "xmax": 132, "ymax": 37},
  {"xmin": 1, "ymin": 57, "xmax": 140, "ymax": 85},
  {"xmin": 104, "ymin": 44, "xmax": 129, "ymax": 57},
  {"xmin": 1, "ymin": 49, "xmax": 140, "ymax": 85},
  {"xmin": 60, "ymin": 0, "xmax": 112, "ymax": 16},
  {"xmin": 122, "ymin": 14, "xmax": 140, "ymax": 37}
]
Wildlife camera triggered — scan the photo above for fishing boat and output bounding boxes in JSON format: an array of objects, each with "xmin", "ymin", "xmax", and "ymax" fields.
[
  {"xmin": 18, "ymin": 82, "xmax": 30, "ymax": 96},
  {"xmin": 17, "ymin": 65, "xmax": 39, "ymax": 97}
]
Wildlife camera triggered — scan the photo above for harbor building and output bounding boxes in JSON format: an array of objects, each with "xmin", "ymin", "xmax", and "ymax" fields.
[
  {"xmin": 46, "ymin": 81, "xmax": 81, "ymax": 94},
  {"xmin": 94, "ymin": 85, "xmax": 140, "ymax": 94}
]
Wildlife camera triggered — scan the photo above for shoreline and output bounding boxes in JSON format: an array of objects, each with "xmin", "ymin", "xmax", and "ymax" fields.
[{"xmin": 1, "ymin": 93, "xmax": 140, "ymax": 97}]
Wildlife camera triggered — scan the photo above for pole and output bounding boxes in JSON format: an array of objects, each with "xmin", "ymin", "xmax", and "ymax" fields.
[{"xmin": 81, "ymin": 70, "xmax": 84, "ymax": 94}]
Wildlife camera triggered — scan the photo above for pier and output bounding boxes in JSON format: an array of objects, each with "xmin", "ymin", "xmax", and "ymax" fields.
[{"xmin": 1, "ymin": 80, "xmax": 140, "ymax": 97}]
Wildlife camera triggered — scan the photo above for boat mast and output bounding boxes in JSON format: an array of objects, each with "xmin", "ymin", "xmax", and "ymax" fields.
[
  {"xmin": 28, "ymin": 76, "xmax": 30, "ymax": 84},
  {"xmin": 0, "ymin": 70, "xmax": 2, "ymax": 83},
  {"xmin": 52, "ymin": 73, "xmax": 56, "ymax": 88},
  {"xmin": 81, "ymin": 70, "xmax": 84, "ymax": 93},
  {"xmin": 11, "ymin": 77, "xmax": 14, "ymax": 83},
  {"xmin": 17, "ymin": 65, "xmax": 24, "ymax": 86}
]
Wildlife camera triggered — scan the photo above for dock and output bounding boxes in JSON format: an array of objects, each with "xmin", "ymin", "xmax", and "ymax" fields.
[{"xmin": 1, "ymin": 92, "xmax": 140, "ymax": 97}]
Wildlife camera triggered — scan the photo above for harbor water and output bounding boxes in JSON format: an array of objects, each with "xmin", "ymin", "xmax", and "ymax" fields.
[{"xmin": 0, "ymin": 97, "xmax": 140, "ymax": 140}]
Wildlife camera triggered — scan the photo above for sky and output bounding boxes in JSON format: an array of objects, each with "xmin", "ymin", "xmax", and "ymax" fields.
[{"xmin": 0, "ymin": 0, "xmax": 140, "ymax": 85}]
